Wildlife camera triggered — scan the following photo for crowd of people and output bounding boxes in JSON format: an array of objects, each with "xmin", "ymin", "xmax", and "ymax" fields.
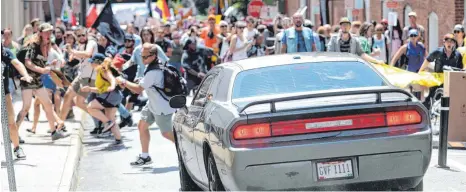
[{"xmin": 2, "ymin": 10, "xmax": 465, "ymax": 165}]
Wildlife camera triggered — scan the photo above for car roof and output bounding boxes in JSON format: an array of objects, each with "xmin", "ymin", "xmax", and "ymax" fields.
[{"xmin": 227, "ymin": 52, "xmax": 364, "ymax": 71}]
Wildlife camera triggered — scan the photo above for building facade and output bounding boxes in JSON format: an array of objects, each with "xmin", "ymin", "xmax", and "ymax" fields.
[{"xmin": 286, "ymin": 0, "xmax": 466, "ymax": 53}]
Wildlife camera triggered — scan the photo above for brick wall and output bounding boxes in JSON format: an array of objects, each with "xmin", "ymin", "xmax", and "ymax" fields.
[
  {"xmin": 455, "ymin": 0, "xmax": 464, "ymax": 25},
  {"xmin": 286, "ymin": 0, "xmax": 459, "ymax": 50}
]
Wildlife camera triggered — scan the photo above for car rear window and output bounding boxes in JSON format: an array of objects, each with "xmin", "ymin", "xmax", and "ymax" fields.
[{"xmin": 232, "ymin": 61, "xmax": 387, "ymax": 99}]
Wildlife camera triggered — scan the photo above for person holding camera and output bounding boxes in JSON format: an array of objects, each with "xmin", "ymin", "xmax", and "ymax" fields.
[{"xmin": 247, "ymin": 33, "xmax": 269, "ymax": 58}]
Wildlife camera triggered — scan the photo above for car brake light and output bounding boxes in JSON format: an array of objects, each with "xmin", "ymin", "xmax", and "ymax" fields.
[
  {"xmin": 232, "ymin": 110, "xmax": 423, "ymax": 140},
  {"xmin": 386, "ymin": 110, "xmax": 422, "ymax": 126},
  {"xmin": 233, "ymin": 123, "xmax": 271, "ymax": 140}
]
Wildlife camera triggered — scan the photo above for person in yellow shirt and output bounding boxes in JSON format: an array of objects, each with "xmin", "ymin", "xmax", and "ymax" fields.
[{"xmin": 80, "ymin": 53, "xmax": 123, "ymax": 144}]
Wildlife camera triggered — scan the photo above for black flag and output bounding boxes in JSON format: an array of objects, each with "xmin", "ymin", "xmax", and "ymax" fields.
[
  {"xmin": 146, "ymin": 0, "xmax": 153, "ymax": 17},
  {"xmin": 92, "ymin": 0, "xmax": 125, "ymax": 46}
]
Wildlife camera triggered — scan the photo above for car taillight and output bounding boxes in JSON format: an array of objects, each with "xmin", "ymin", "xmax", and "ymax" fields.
[
  {"xmin": 386, "ymin": 110, "xmax": 422, "ymax": 126},
  {"xmin": 233, "ymin": 123, "xmax": 271, "ymax": 140},
  {"xmin": 232, "ymin": 110, "xmax": 423, "ymax": 140}
]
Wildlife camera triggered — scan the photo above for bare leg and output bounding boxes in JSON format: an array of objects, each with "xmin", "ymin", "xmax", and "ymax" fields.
[
  {"xmin": 87, "ymin": 100, "xmax": 109, "ymax": 123},
  {"xmin": 138, "ymin": 120, "xmax": 151, "ymax": 153},
  {"xmin": 162, "ymin": 132, "xmax": 175, "ymax": 143},
  {"xmin": 6, "ymin": 94, "xmax": 19, "ymax": 148},
  {"xmin": 16, "ymin": 89, "xmax": 34, "ymax": 129},
  {"xmin": 31, "ymin": 98, "xmax": 41, "ymax": 132},
  {"xmin": 33, "ymin": 88, "xmax": 58, "ymax": 131},
  {"xmin": 54, "ymin": 92, "xmax": 61, "ymax": 115},
  {"xmin": 105, "ymin": 108, "xmax": 121, "ymax": 140},
  {"xmin": 59, "ymin": 88, "xmax": 77, "ymax": 120}
]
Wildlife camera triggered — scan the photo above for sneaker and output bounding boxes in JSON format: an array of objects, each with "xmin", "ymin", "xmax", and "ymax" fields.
[
  {"xmin": 52, "ymin": 130, "xmax": 69, "ymax": 141},
  {"xmin": 102, "ymin": 121, "xmax": 115, "ymax": 133},
  {"xmin": 14, "ymin": 147, "xmax": 26, "ymax": 159},
  {"xmin": 119, "ymin": 116, "xmax": 133, "ymax": 128},
  {"xmin": 112, "ymin": 139, "xmax": 123, "ymax": 146},
  {"xmin": 90, "ymin": 127, "xmax": 102, "ymax": 134},
  {"xmin": 19, "ymin": 136, "xmax": 25, "ymax": 144},
  {"xmin": 26, "ymin": 129, "xmax": 36, "ymax": 134},
  {"xmin": 67, "ymin": 112, "xmax": 74, "ymax": 120},
  {"xmin": 25, "ymin": 113, "xmax": 30, "ymax": 121},
  {"xmin": 130, "ymin": 155, "xmax": 152, "ymax": 166}
]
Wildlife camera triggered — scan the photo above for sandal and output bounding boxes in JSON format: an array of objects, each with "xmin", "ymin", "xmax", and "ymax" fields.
[{"xmin": 26, "ymin": 129, "xmax": 36, "ymax": 134}]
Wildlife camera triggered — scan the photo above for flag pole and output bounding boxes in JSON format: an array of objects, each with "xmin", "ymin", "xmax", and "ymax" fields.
[{"xmin": 80, "ymin": 0, "xmax": 86, "ymax": 26}]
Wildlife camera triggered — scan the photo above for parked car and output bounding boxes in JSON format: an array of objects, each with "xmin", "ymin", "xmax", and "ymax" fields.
[{"xmin": 170, "ymin": 52, "xmax": 432, "ymax": 191}]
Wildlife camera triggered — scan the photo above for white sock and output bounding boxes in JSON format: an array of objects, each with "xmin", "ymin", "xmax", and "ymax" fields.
[{"xmin": 141, "ymin": 153, "xmax": 149, "ymax": 158}]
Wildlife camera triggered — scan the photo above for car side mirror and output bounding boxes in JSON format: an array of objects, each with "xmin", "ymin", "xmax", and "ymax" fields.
[{"xmin": 169, "ymin": 95, "xmax": 187, "ymax": 109}]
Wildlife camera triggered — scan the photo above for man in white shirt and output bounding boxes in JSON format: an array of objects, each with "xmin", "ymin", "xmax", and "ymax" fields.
[
  {"xmin": 116, "ymin": 43, "xmax": 176, "ymax": 166},
  {"xmin": 60, "ymin": 27, "xmax": 98, "ymax": 121}
]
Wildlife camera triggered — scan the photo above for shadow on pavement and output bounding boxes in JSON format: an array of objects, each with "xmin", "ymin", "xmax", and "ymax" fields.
[
  {"xmin": 21, "ymin": 142, "xmax": 72, "ymax": 147},
  {"xmin": 123, "ymin": 166, "xmax": 179, "ymax": 175}
]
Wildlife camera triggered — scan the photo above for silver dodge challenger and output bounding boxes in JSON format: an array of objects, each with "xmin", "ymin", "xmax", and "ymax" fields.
[{"xmin": 170, "ymin": 52, "xmax": 432, "ymax": 191}]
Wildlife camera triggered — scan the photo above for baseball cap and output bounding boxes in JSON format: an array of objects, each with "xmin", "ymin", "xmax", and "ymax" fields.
[
  {"xmin": 408, "ymin": 12, "xmax": 417, "ymax": 17},
  {"xmin": 339, "ymin": 17, "xmax": 351, "ymax": 25},
  {"xmin": 444, "ymin": 33, "xmax": 455, "ymax": 41},
  {"xmin": 409, "ymin": 29, "xmax": 419, "ymax": 36},
  {"xmin": 124, "ymin": 33, "xmax": 134, "ymax": 41},
  {"xmin": 112, "ymin": 55, "xmax": 127, "ymax": 69},
  {"xmin": 454, "ymin": 24, "xmax": 464, "ymax": 32},
  {"xmin": 39, "ymin": 23, "xmax": 54, "ymax": 32},
  {"xmin": 88, "ymin": 53, "xmax": 106, "ymax": 64}
]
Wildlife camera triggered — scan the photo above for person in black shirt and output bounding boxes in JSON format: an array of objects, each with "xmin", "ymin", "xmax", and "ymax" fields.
[
  {"xmin": 155, "ymin": 28, "xmax": 173, "ymax": 58},
  {"xmin": 2, "ymin": 46, "xmax": 32, "ymax": 159},
  {"xmin": 419, "ymin": 33, "xmax": 463, "ymax": 73},
  {"xmin": 181, "ymin": 37, "xmax": 212, "ymax": 95}
]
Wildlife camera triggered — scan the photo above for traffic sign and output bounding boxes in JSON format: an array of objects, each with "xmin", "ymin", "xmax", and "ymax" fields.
[
  {"xmin": 248, "ymin": 0, "xmax": 265, "ymax": 18},
  {"xmin": 352, "ymin": 9, "xmax": 360, "ymax": 15}
]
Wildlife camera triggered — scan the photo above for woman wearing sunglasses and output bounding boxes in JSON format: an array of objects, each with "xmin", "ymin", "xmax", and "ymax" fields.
[
  {"xmin": 228, "ymin": 21, "xmax": 252, "ymax": 61},
  {"xmin": 389, "ymin": 29, "xmax": 426, "ymax": 73}
]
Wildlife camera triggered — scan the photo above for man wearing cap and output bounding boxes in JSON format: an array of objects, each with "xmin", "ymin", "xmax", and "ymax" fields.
[
  {"xmin": 419, "ymin": 33, "xmax": 463, "ymax": 109},
  {"xmin": 281, "ymin": 13, "xmax": 316, "ymax": 54},
  {"xmin": 402, "ymin": 12, "xmax": 425, "ymax": 44},
  {"xmin": 327, "ymin": 17, "xmax": 384, "ymax": 65},
  {"xmin": 419, "ymin": 33, "xmax": 463, "ymax": 73},
  {"xmin": 390, "ymin": 29, "xmax": 426, "ymax": 72},
  {"xmin": 115, "ymin": 43, "xmax": 178, "ymax": 166}
]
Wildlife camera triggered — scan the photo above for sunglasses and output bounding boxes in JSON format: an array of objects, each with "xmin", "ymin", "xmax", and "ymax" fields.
[
  {"xmin": 142, "ymin": 54, "xmax": 154, "ymax": 60},
  {"xmin": 454, "ymin": 30, "xmax": 462, "ymax": 33},
  {"xmin": 125, "ymin": 40, "xmax": 133, "ymax": 43},
  {"xmin": 238, "ymin": 27, "xmax": 245, "ymax": 29},
  {"xmin": 376, "ymin": 29, "xmax": 383, "ymax": 32},
  {"xmin": 77, "ymin": 34, "xmax": 86, "ymax": 37},
  {"xmin": 220, "ymin": 25, "xmax": 227, "ymax": 28},
  {"xmin": 410, "ymin": 34, "xmax": 418, "ymax": 37}
]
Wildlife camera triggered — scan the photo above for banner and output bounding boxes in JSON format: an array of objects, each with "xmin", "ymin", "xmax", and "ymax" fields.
[{"xmin": 372, "ymin": 64, "xmax": 444, "ymax": 88}]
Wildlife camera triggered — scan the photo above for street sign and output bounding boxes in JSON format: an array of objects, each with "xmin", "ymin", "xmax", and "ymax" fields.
[
  {"xmin": 352, "ymin": 9, "xmax": 360, "ymax": 16},
  {"xmin": 248, "ymin": 0, "xmax": 265, "ymax": 18},
  {"xmin": 386, "ymin": 1, "xmax": 398, "ymax": 9}
]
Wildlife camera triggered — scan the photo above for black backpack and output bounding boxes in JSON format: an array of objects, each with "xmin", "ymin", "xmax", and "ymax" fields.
[{"xmin": 144, "ymin": 61, "xmax": 187, "ymax": 101}]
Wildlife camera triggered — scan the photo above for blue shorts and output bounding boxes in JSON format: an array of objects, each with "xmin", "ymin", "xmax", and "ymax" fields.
[{"xmin": 40, "ymin": 74, "xmax": 56, "ymax": 93}]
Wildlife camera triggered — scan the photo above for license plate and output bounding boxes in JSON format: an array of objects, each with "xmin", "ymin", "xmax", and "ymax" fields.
[{"xmin": 316, "ymin": 159, "xmax": 354, "ymax": 181}]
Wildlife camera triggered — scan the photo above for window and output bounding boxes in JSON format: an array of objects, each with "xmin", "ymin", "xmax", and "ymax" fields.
[
  {"xmin": 429, "ymin": 12, "xmax": 439, "ymax": 53},
  {"xmin": 404, "ymin": 5, "xmax": 412, "ymax": 27},
  {"xmin": 232, "ymin": 61, "xmax": 387, "ymax": 99},
  {"xmin": 192, "ymin": 75, "xmax": 216, "ymax": 107}
]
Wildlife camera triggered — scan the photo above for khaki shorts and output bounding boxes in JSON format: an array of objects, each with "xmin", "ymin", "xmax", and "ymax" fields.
[
  {"xmin": 141, "ymin": 106, "xmax": 173, "ymax": 133},
  {"xmin": 71, "ymin": 77, "xmax": 95, "ymax": 98}
]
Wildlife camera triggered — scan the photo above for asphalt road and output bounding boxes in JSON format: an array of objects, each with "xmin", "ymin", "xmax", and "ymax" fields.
[{"xmin": 76, "ymin": 98, "xmax": 466, "ymax": 191}]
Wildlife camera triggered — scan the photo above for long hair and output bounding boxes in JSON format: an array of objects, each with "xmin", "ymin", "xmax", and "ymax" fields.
[
  {"xmin": 359, "ymin": 22, "xmax": 373, "ymax": 37},
  {"xmin": 98, "ymin": 58, "xmax": 113, "ymax": 72},
  {"xmin": 140, "ymin": 27, "xmax": 155, "ymax": 44}
]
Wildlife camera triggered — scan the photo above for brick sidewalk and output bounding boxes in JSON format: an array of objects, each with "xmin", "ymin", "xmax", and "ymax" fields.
[{"xmin": 1, "ymin": 93, "xmax": 87, "ymax": 191}]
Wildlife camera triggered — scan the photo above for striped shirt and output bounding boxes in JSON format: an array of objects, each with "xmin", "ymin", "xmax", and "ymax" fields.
[{"xmin": 339, "ymin": 38, "xmax": 351, "ymax": 53}]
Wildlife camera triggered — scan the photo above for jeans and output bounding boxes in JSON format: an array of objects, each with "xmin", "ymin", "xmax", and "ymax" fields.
[{"xmin": 118, "ymin": 103, "xmax": 131, "ymax": 118}]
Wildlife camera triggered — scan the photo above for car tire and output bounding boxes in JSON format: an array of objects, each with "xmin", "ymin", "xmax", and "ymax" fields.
[
  {"xmin": 408, "ymin": 180, "xmax": 423, "ymax": 191},
  {"xmin": 207, "ymin": 152, "xmax": 225, "ymax": 191},
  {"xmin": 175, "ymin": 137, "xmax": 201, "ymax": 191}
]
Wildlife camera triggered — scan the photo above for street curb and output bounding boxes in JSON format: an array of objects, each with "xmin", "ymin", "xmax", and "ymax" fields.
[
  {"xmin": 57, "ymin": 122, "xmax": 84, "ymax": 192},
  {"xmin": 432, "ymin": 138, "xmax": 466, "ymax": 149}
]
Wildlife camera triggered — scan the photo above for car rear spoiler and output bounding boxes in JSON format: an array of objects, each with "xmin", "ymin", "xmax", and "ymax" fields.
[{"xmin": 238, "ymin": 87, "xmax": 414, "ymax": 113}]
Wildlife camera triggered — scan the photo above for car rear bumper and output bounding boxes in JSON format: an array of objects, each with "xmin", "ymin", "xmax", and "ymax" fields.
[{"xmin": 218, "ymin": 129, "xmax": 431, "ymax": 191}]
